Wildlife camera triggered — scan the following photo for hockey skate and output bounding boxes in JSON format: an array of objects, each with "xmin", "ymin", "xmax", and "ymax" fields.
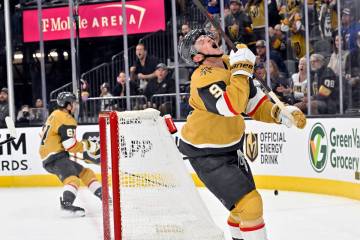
[{"xmin": 60, "ymin": 197, "xmax": 85, "ymax": 217}]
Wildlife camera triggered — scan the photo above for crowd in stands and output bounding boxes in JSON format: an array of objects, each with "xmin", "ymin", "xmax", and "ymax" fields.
[
  {"xmin": 152, "ymin": 0, "xmax": 360, "ymax": 117},
  {"xmin": 0, "ymin": 86, "xmax": 47, "ymax": 127},
  {"xmin": 2, "ymin": 0, "xmax": 360, "ymax": 127},
  {"xmin": 197, "ymin": 0, "xmax": 360, "ymax": 115}
]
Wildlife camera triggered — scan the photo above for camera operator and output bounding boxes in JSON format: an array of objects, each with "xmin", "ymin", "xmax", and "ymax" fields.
[{"xmin": 17, "ymin": 104, "xmax": 34, "ymax": 125}]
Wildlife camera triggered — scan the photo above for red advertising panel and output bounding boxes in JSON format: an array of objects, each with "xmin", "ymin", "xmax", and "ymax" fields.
[{"xmin": 23, "ymin": 0, "xmax": 165, "ymax": 42}]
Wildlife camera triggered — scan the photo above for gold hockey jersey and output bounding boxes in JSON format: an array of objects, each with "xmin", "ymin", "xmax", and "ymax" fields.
[
  {"xmin": 247, "ymin": 1, "xmax": 265, "ymax": 29},
  {"xmin": 179, "ymin": 56, "xmax": 276, "ymax": 157},
  {"xmin": 39, "ymin": 109, "xmax": 84, "ymax": 160},
  {"xmin": 290, "ymin": 32, "xmax": 307, "ymax": 60}
]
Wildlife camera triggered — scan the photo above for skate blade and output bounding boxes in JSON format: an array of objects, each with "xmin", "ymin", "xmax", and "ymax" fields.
[{"xmin": 60, "ymin": 209, "xmax": 86, "ymax": 218}]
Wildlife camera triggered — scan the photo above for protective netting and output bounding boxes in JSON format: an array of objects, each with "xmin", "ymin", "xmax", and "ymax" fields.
[{"xmin": 100, "ymin": 109, "xmax": 224, "ymax": 240}]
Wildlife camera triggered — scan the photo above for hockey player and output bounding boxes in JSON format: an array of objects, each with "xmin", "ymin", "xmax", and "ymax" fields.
[
  {"xmin": 178, "ymin": 29, "xmax": 306, "ymax": 240},
  {"xmin": 39, "ymin": 92, "xmax": 102, "ymax": 217}
]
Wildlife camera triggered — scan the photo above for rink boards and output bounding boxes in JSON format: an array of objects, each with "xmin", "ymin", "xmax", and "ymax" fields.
[{"xmin": 0, "ymin": 118, "xmax": 359, "ymax": 200}]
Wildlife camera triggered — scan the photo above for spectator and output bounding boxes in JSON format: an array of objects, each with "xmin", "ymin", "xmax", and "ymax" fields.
[
  {"xmin": 99, "ymin": 82, "xmax": 113, "ymax": 111},
  {"xmin": 341, "ymin": 8, "xmax": 360, "ymax": 51},
  {"xmin": 252, "ymin": 62, "xmax": 269, "ymax": 92},
  {"xmin": 318, "ymin": 0, "xmax": 338, "ymax": 40},
  {"xmin": 80, "ymin": 79, "xmax": 90, "ymax": 102},
  {"xmin": 144, "ymin": 63, "xmax": 175, "ymax": 99},
  {"xmin": 113, "ymin": 71, "xmax": 139, "ymax": 97},
  {"xmin": 34, "ymin": 98, "xmax": 44, "ymax": 108},
  {"xmin": 310, "ymin": 53, "xmax": 338, "ymax": 114},
  {"xmin": 180, "ymin": 83, "xmax": 192, "ymax": 118},
  {"xmin": 205, "ymin": 0, "xmax": 220, "ymax": 16},
  {"xmin": 79, "ymin": 79, "xmax": 90, "ymax": 120},
  {"xmin": 253, "ymin": 62, "xmax": 266, "ymax": 83},
  {"xmin": 269, "ymin": 60, "xmax": 293, "ymax": 104},
  {"xmin": 113, "ymin": 71, "xmax": 139, "ymax": 111},
  {"xmin": 328, "ymin": 35, "xmax": 349, "ymax": 77},
  {"xmin": 144, "ymin": 63, "xmax": 176, "ymax": 115},
  {"xmin": 225, "ymin": 0, "xmax": 254, "ymax": 48},
  {"xmin": 17, "ymin": 104, "xmax": 34, "ymax": 125},
  {"xmin": 179, "ymin": 23, "xmax": 191, "ymax": 42},
  {"xmin": 341, "ymin": 7, "xmax": 352, "ymax": 50},
  {"xmin": 0, "ymin": 87, "xmax": 9, "ymax": 127},
  {"xmin": 31, "ymin": 98, "xmax": 47, "ymax": 124},
  {"xmin": 176, "ymin": 0, "xmax": 187, "ymax": 14},
  {"xmin": 269, "ymin": 24, "xmax": 287, "ymax": 59},
  {"xmin": 267, "ymin": 0, "xmax": 281, "ymax": 27},
  {"xmin": 255, "ymin": 40, "xmax": 288, "ymax": 75},
  {"xmin": 280, "ymin": 2, "xmax": 307, "ymax": 60},
  {"xmin": 292, "ymin": 57, "xmax": 308, "ymax": 112},
  {"xmin": 130, "ymin": 43, "xmax": 159, "ymax": 92},
  {"xmin": 345, "ymin": 31, "xmax": 360, "ymax": 111},
  {"xmin": 245, "ymin": 0, "xmax": 266, "ymax": 40}
]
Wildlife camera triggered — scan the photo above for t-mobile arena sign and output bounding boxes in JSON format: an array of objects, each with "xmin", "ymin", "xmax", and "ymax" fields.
[{"xmin": 23, "ymin": 0, "xmax": 165, "ymax": 42}]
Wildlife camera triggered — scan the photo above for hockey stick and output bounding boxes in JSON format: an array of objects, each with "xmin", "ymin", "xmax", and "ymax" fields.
[
  {"xmin": 192, "ymin": 0, "xmax": 295, "ymax": 124},
  {"xmin": 69, "ymin": 152, "xmax": 175, "ymax": 188},
  {"xmin": 0, "ymin": 117, "xmax": 17, "ymax": 145}
]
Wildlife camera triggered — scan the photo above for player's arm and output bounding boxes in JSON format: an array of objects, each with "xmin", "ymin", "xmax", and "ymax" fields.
[
  {"xmin": 196, "ymin": 77, "xmax": 249, "ymax": 116},
  {"xmin": 245, "ymin": 82, "xmax": 277, "ymax": 123},
  {"xmin": 58, "ymin": 124, "xmax": 100, "ymax": 164},
  {"xmin": 246, "ymin": 82, "xmax": 306, "ymax": 128},
  {"xmin": 228, "ymin": 44, "xmax": 305, "ymax": 126},
  {"xmin": 58, "ymin": 124, "xmax": 84, "ymax": 153},
  {"xmin": 195, "ymin": 47, "xmax": 255, "ymax": 116}
]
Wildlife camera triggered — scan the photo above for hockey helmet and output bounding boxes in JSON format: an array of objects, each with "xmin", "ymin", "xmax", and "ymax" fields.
[
  {"xmin": 57, "ymin": 91, "xmax": 77, "ymax": 108},
  {"xmin": 178, "ymin": 29, "xmax": 216, "ymax": 65}
]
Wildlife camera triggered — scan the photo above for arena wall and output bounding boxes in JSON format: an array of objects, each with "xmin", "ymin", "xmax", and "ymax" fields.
[{"xmin": 0, "ymin": 118, "xmax": 359, "ymax": 200}]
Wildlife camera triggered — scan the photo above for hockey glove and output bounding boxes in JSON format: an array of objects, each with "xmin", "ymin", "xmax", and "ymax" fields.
[
  {"xmin": 82, "ymin": 151, "xmax": 100, "ymax": 165},
  {"xmin": 82, "ymin": 140, "xmax": 100, "ymax": 164},
  {"xmin": 271, "ymin": 104, "xmax": 306, "ymax": 129},
  {"xmin": 229, "ymin": 44, "xmax": 256, "ymax": 77}
]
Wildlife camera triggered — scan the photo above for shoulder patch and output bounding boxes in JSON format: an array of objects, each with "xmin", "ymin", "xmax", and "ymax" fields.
[{"xmin": 200, "ymin": 67, "xmax": 213, "ymax": 76}]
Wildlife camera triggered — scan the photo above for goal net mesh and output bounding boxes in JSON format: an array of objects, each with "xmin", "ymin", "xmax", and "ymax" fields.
[{"xmin": 99, "ymin": 109, "xmax": 224, "ymax": 240}]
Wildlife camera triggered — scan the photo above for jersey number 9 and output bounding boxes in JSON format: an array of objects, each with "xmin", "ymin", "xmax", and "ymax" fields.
[{"xmin": 209, "ymin": 84, "xmax": 223, "ymax": 99}]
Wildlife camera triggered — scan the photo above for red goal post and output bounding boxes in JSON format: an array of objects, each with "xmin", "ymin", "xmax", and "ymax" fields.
[{"xmin": 98, "ymin": 109, "xmax": 224, "ymax": 240}]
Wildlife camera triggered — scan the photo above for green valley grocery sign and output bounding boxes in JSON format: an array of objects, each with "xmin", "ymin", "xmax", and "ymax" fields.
[
  {"xmin": 309, "ymin": 122, "xmax": 360, "ymax": 174},
  {"xmin": 309, "ymin": 123, "xmax": 328, "ymax": 172}
]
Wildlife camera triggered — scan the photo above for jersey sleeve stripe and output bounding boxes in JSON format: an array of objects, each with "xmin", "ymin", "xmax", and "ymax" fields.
[
  {"xmin": 246, "ymin": 95, "xmax": 268, "ymax": 117},
  {"xmin": 216, "ymin": 95, "xmax": 237, "ymax": 116},
  {"xmin": 223, "ymin": 91, "xmax": 240, "ymax": 115},
  {"xmin": 63, "ymin": 138, "xmax": 77, "ymax": 151}
]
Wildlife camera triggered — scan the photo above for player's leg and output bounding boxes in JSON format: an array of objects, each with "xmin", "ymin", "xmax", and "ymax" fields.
[
  {"xmin": 227, "ymin": 215, "xmax": 243, "ymax": 240},
  {"xmin": 43, "ymin": 156, "xmax": 85, "ymax": 216},
  {"xmin": 230, "ymin": 189, "xmax": 268, "ymax": 240},
  {"xmin": 78, "ymin": 167, "xmax": 102, "ymax": 200},
  {"xmin": 231, "ymin": 152, "xmax": 268, "ymax": 239},
  {"xmin": 188, "ymin": 151, "xmax": 255, "ymax": 239}
]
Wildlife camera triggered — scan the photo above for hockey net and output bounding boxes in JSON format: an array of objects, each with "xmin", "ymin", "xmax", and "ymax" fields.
[{"xmin": 99, "ymin": 109, "xmax": 224, "ymax": 240}]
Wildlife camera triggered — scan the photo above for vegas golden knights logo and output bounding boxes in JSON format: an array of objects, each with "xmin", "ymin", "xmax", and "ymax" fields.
[{"xmin": 245, "ymin": 133, "xmax": 258, "ymax": 162}]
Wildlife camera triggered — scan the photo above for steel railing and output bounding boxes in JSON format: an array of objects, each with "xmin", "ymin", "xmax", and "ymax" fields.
[
  {"xmin": 76, "ymin": 93, "xmax": 191, "ymax": 123},
  {"xmin": 78, "ymin": 95, "xmax": 148, "ymax": 123}
]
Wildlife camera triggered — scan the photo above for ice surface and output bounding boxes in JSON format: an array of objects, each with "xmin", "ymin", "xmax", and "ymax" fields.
[{"xmin": 0, "ymin": 187, "xmax": 359, "ymax": 240}]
